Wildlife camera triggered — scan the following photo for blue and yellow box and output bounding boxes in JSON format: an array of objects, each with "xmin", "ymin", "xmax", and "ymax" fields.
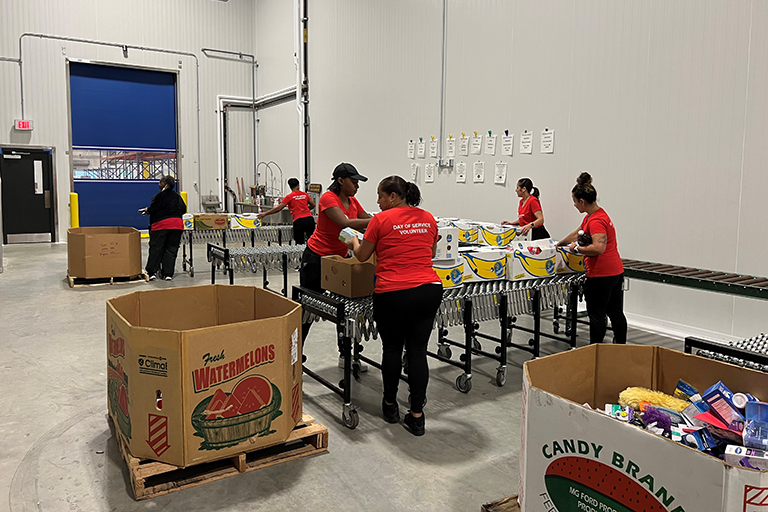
[
  {"xmin": 460, "ymin": 248, "xmax": 507, "ymax": 282},
  {"xmin": 452, "ymin": 220, "xmax": 479, "ymax": 244},
  {"xmin": 433, "ymin": 258, "xmax": 465, "ymax": 288},
  {"xmin": 183, "ymin": 213, "xmax": 195, "ymax": 230},
  {"xmin": 555, "ymin": 246, "xmax": 585, "ymax": 274},
  {"xmin": 478, "ymin": 223, "xmax": 529, "ymax": 247},
  {"xmin": 506, "ymin": 239, "xmax": 557, "ymax": 281},
  {"xmin": 230, "ymin": 214, "xmax": 262, "ymax": 229}
]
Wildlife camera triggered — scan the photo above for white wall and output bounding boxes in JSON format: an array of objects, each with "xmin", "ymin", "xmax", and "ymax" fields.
[
  {"xmin": 0, "ymin": 0, "xmax": 258, "ymax": 239},
  {"xmin": 255, "ymin": 0, "xmax": 768, "ymax": 340}
]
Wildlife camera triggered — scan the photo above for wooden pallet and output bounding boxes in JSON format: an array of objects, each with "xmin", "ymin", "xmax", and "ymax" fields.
[
  {"xmin": 67, "ymin": 272, "xmax": 149, "ymax": 288},
  {"xmin": 481, "ymin": 495, "xmax": 520, "ymax": 512},
  {"xmin": 113, "ymin": 414, "xmax": 328, "ymax": 500}
]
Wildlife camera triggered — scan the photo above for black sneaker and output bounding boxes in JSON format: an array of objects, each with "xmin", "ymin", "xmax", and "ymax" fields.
[
  {"xmin": 403, "ymin": 411, "xmax": 425, "ymax": 436},
  {"xmin": 382, "ymin": 400, "xmax": 399, "ymax": 424}
]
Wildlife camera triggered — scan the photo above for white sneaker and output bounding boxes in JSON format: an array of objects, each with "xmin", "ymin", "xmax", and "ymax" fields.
[
  {"xmin": 148, "ymin": 275, "xmax": 157, "ymax": 281},
  {"xmin": 164, "ymin": 276, "xmax": 173, "ymax": 281},
  {"xmin": 338, "ymin": 356, "xmax": 368, "ymax": 372}
]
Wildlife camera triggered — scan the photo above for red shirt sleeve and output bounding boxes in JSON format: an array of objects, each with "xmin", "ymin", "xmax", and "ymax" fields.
[
  {"xmin": 319, "ymin": 192, "xmax": 339, "ymax": 212},
  {"xmin": 363, "ymin": 214, "xmax": 381, "ymax": 245},
  {"xmin": 282, "ymin": 192, "xmax": 292, "ymax": 204},
  {"xmin": 590, "ymin": 216, "xmax": 609, "ymax": 235}
]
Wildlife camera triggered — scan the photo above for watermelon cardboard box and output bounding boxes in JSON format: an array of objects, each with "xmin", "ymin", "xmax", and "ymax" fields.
[
  {"xmin": 106, "ymin": 284, "xmax": 303, "ymax": 467},
  {"xmin": 520, "ymin": 344, "xmax": 768, "ymax": 512},
  {"xmin": 193, "ymin": 213, "xmax": 230, "ymax": 230}
]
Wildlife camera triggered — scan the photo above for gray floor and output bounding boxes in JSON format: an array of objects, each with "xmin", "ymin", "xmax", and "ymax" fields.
[{"xmin": 0, "ymin": 242, "xmax": 682, "ymax": 512}]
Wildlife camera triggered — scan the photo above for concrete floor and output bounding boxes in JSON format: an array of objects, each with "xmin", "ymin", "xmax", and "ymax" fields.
[{"xmin": 0, "ymin": 242, "xmax": 681, "ymax": 512}]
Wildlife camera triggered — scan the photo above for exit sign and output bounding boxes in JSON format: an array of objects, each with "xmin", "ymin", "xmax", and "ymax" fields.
[{"xmin": 14, "ymin": 119, "xmax": 33, "ymax": 131}]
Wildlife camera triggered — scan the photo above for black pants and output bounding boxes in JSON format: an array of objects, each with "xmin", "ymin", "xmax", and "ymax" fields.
[
  {"xmin": 583, "ymin": 273, "xmax": 628, "ymax": 344},
  {"xmin": 373, "ymin": 284, "xmax": 442, "ymax": 414},
  {"xmin": 531, "ymin": 225, "xmax": 551, "ymax": 240},
  {"xmin": 293, "ymin": 217, "xmax": 316, "ymax": 245},
  {"xmin": 299, "ymin": 247, "xmax": 340, "ymax": 350},
  {"xmin": 146, "ymin": 229, "xmax": 183, "ymax": 278}
]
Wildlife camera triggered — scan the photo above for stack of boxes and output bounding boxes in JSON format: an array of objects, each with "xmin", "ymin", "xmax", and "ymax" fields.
[{"xmin": 432, "ymin": 226, "xmax": 464, "ymax": 288}]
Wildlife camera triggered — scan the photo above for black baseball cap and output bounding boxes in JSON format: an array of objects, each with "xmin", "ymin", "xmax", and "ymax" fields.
[{"xmin": 332, "ymin": 162, "xmax": 367, "ymax": 182}]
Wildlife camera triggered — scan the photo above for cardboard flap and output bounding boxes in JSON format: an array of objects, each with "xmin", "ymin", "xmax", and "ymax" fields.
[{"xmin": 137, "ymin": 286, "xmax": 218, "ymax": 330}]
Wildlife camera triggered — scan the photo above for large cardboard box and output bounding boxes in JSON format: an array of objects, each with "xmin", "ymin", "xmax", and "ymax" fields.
[
  {"xmin": 452, "ymin": 220, "xmax": 479, "ymax": 244},
  {"xmin": 521, "ymin": 344, "xmax": 768, "ymax": 512},
  {"xmin": 68, "ymin": 227, "xmax": 142, "ymax": 279},
  {"xmin": 461, "ymin": 247, "xmax": 507, "ymax": 282},
  {"xmin": 194, "ymin": 213, "xmax": 230, "ymax": 230},
  {"xmin": 107, "ymin": 285, "xmax": 303, "ymax": 467},
  {"xmin": 321, "ymin": 255, "xmax": 376, "ymax": 298},
  {"xmin": 505, "ymin": 239, "xmax": 557, "ymax": 281}
]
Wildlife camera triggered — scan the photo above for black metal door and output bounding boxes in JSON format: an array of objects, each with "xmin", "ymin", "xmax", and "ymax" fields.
[{"xmin": 0, "ymin": 148, "xmax": 55, "ymax": 244}]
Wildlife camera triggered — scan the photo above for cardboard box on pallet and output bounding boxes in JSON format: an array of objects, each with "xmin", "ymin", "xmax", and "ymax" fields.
[
  {"xmin": 107, "ymin": 285, "xmax": 303, "ymax": 467},
  {"xmin": 68, "ymin": 227, "xmax": 142, "ymax": 279},
  {"xmin": 193, "ymin": 213, "xmax": 229, "ymax": 230},
  {"xmin": 520, "ymin": 344, "xmax": 768, "ymax": 512},
  {"xmin": 321, "ymin": 255, "xmax": 376, "ymax": 298}
]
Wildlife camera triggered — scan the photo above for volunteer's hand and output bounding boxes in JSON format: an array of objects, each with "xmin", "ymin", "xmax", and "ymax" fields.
[
  {"xmin": 257, "ymin": 213, "xmax": 265, "ymax": 220},
  {"xmin": 520, "ymin": 223, "xmax": 532, "ymax": 236},
  {"xmin": 138, "ymin": 207, "xmax": 148, "ymax": 215},
  {"xmin": 568, "ymin": 242, "xmax": 578, "ymax": 253},
  {"xmin": 501, "ymin": 220, "xmax": 513, "ymax": 226}
]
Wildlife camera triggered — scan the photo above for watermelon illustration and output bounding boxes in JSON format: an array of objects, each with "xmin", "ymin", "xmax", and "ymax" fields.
[
  {"xmin": 204, "ymin": 389, "xmax": 228, "ymax": 420},
  {"xmin": 191, "ymin": 374, "xmax": 283, "ymax": 450},
  {"xmin": 107, "ymin": 359, "xmax": 132, "ymax": 440},
  {"xmin": 545, "ymin": 456, "xmax": 669, "ymax": 512}
]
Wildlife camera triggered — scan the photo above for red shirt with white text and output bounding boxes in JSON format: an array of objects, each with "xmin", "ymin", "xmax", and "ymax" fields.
[
  {"xmin": 364, "ymin": 207, "xmax": 440, "ymax": 294},
  {"xmin": 282, "ymin": 190, "xmax": 313, "ymax": 221}
]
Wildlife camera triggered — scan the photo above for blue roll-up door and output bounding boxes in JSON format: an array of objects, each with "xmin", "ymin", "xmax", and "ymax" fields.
[{"xmin": 69, "ymin": 62, "xmax": 178, "ymax": 228}]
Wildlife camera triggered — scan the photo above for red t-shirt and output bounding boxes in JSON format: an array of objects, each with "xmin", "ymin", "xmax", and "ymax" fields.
[
  {"xmin": 307, "ymin": 191, "xmax": 365, "ymax": 257},
  {"xmin": 518, "ymin": 196, "xmax": 543, "ymax": 227},
  {"xmin": 579, "ymin": 208, "xmax": 623, "ymax": 278},
  {"xmin": 282, "ymin": 190, "xmax": 313, "ymax": 221},
  {"xmin": 363, "ymin": 207, "xmax": 440, "ymax": 294},
  {"xmin": 151, "ymin": 218, "xmax": 183, "ymax": 231}
]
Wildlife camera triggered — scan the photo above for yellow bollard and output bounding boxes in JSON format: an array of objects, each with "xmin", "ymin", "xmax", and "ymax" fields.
[
  {"xmin": 70, "ymin": 192, "xmax": 79, "ymax": 228},
  {"xmin": 180, "ymin": 191, "xmax": 188, "ymax": 206}
]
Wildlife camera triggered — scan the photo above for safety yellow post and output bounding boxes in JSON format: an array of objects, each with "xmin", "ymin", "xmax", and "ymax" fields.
[
  {"xmin": 180, "ymin": 191, "xmax": 188, "ymax": 206},
  {"xmin": 70, "ymin": 192, "xmax": 79, "ymax": 228}
]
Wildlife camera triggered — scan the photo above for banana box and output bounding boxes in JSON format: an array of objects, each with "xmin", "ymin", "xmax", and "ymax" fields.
[
  {"xmin": 555, "ymin": 246, "xmax": 586, "ymax": 274},
  {"xmin": 434, "ymin": 227, "xmax": 459, "ymax": 261},
  {"xmin": 505, "ymin": 239, "xmax": 557, "ymax": 281},
  {"xmin": 183, "ymin": 213, "xmax": 195, "ymax": 230},
  {"xmin": 436, "ymin": 217, "xmax": 458, "ymax": 228},
  {"xmin": 478, "ymin": 223, "xmax": 529, "ymax": 247},
  {"xmin": 452, "ymin": 220, "xmax": 479, "ymax": 244},
  {"xmin": 460, "ymin": 247, "xmax": 507, "ymax": 282},
  {"xmin": 433, "ymin": 258, "xmax": 464, "ymax": 289},
  {"xmin": 230, "ymin": 213, "xmax": 261, "ymax": 229}
]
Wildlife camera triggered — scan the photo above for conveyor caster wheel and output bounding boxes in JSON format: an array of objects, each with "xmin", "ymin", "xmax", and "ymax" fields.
[
  {"xmin": 509, "ymin": 316, "xmax": 517, "ymax": 324},
  {"xmin": 456, "ymin": 374, "xmax": 472, "ymax": 394},
  {"xmin": 495, "ymin": 346, "xmax": 502, "ymax": 355},
  {"xmin": 553, "ymin": 321, "xmax": 560, "ymax": 334},
  {"xmin": 437, "ymin": 345, "xmax": 452, "ymax": 359},
  {"xmin": 190, "ymin": 269, "xmax": 195, "ymax": 278},
  {"xmin": 496, "ymin": 367, "xmax": 507, "ymax": 387},
  {"xmin": 342, "ymin": 407, "xmax": 359, "ymax": 429},
  {"xmin": 528, "ymin": 338, "xmax": 535, "ymax": 347},
  {"xmin": 352, "ymin": 363, "xmax": 361, "ymax": 380},
  {"xmin": 338, "ymin": 379, "xmax": 346, "ymax": 389},
  {"xmin": 459, "ymin": 353, "xmax": 466, "ymax": 362},
  {"xmin": 472, "ymin": 337, "xmax": 482, "ymax": 351}
]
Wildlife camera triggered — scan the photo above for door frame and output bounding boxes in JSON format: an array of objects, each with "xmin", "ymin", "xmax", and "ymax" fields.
[{"xmin": 0, "ymin": 144, "xmax": 58, "ymax": 244}]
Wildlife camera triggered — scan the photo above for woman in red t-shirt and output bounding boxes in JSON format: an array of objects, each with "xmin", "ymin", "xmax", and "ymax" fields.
[
  {"xmin": 258, "ymin": 177, "xmax": 316, "ymax": 244},
  {"xmin": 556, "ymin": 172, "xmax": 627, "ymax": 344},
  {"xmin": 350, "ymin": 176, "xmax": 442, "ymax": 436},
  {"xmin": 501, "ymin": 178, "xmax": 550, "ymax": 240},
  {"xmin": 300, "ymin": 163, "xmax": 371, "ymax": 357}
]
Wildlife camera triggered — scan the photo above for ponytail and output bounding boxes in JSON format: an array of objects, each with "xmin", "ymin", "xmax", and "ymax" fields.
[
  {"xmin": 530, "ymin": 186, "xmax": 540, "ymax": 199},
  {"xmin": 379, "ymin": 175, "xmax": 422, "ymax": 206}
]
